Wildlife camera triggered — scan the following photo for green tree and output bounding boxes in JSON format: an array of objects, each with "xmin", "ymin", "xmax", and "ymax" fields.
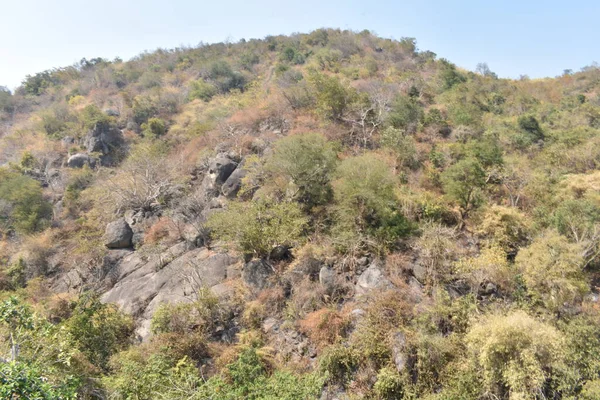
[{"xmin": 441, "ymin": 158, "xmax": 487, "ymax": 220}]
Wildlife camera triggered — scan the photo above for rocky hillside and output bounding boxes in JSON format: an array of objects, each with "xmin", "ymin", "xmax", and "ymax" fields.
[{"xmin": 1, "ymin": 29, "xmax": 600, "ymax": 399}]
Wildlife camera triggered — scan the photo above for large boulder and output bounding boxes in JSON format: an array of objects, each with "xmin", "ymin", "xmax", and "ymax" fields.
[
  {"xmin": 221, "ymin": 168, "xmax": 247, "ymax": 198},
  {"xmin": 101, "ymin": 243, "xmax": 238, "ymax": 340},
  {"xmin": 208, "ymin": 156, "xmax": 238, "ymax": 186},
  {"xmin": 83, "ymin": 122, "xmax": 123, "ymax": 164},
  {"xmin": 67, "ymin": 153, "xmax": 95, "ymax": 168},
  {"xmin": 243, "ymin": 259, "xmax": 273, "ymax": 289},
  {"xmin": 355, "ymin": 264, "xmax": 393, "ymax": 295},
  {"xmin": 104, "ymin": 219, "xmax": 133, "ymax": 249}
]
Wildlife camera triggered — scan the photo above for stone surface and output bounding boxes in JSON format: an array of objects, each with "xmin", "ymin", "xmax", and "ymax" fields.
[
  {"xmin": 391, "ymin": 331, "xmax": 408, "ymax": 373},
  {"xmin": 221, "ymin": 168, "xmax": 246, "ymax": 198},
  {"xmin": 208, "ymin": 156, "xmax": 238, "ymax": 187},
  {"xmin": 104, "ymin": 219, "xmax": 133, "ymax": 249},
  {"xmin": 355, "ymin": 264, "xmax": 393, "ymax": 295},
  {"xmin": 319, "ymin": 266, "xmax": 336, "ymax": 288},
  {"xmin": 67, "ymin": 153, "xmax": 95, "ymax": 168},
  {"xmin": 101, "ymin": 244, "xmax": 237, "ymax": 340},
  {"xmin": 243, "ymin": 259, "xmax": 273, "ymax": 289}
]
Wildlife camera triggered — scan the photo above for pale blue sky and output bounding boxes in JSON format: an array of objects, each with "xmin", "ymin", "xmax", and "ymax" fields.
[{"xmin": 1, "ymin": 0, "xmax": 599, "ymax": 90}]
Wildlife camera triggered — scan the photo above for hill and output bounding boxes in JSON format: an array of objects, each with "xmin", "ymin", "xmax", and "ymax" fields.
[{"xmin": 1, "ymin": 28, "xmax": 600, "ymax": 399}]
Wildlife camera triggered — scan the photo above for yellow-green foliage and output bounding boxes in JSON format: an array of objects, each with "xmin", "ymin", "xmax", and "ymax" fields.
[
  {"xmin": 515, "ymin": 230, "xmax": 588, "ymax": 309},
  {"xmin": 466, "ymin": 311, "xmax": 565, "ymax": 399},
  {"xmin": 455, "ymin": 245, "xmax": 513, "ymax": 293},
  {"xmin": 206, "ymin": 199, "xmax": 308, "ymax": 259},
  {"xmin": 476, "ymin": 205, "xmax": 531, "ymax": 251}
]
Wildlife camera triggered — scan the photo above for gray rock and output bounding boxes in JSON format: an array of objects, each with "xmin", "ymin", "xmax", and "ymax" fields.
[
  {"xmin": 104, "ymin": 108, "xmax": 120, "ymax": 117},
  {"xmin": 262, "ymin": 317, "xmax": 279, "ymax": 334},
  {"xmin": 101, "ymin": 246, "xmax": 237, "ymax": 341},
  {"xmin": 269, "ymin": 245, "xmax": 291, "ymax": 261},
  {"xmin": 83, "ymin": 122, "xmax": 123, "ymax": 165},
  {"xmin": 355, "ymin": 264, "xmax": 393, "ymax": 295},
  {"xmin": 391, "ymin": 331, "xmax": 408, "ymax": 373},
  {"xmin": 104, "ymin": 219, "xmax": 133, "ymax": 249},
  {"xmin": 67, "ymin": 153, "xmax": 95, "ymax": 168},
  {"xmin": 221, "ymin": 168, "xmax": 247, "ymax": 198},
  {"xmin": 243, "ymin": 259, "xmax": 273, "ymax": 289},
  {"xmin": 208, "ymin": 157, "xmax": 238, "ymax": 186},
  {"xmin": 319, "ymin": 266, "xmax": 336, "ymax": 288},
  {"xmin": 412, "ymin": 262, "xmax": 427, "ymax": 283}
]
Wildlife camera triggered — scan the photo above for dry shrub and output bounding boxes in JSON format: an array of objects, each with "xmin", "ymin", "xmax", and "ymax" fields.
[
  {"xmin": 286, "ymin": 277, "xmax": 327, "ymax": 320},
  {"xmin": 16, "ymin": 231, "xmax": 55, "ymax": 278},
  {"xmin": 150, "ymin": 332, "xmax": 209, "ymax": 365},
  {"xmin": 242, "ymin": 300, "xmax": 267, "ymax": 329},
  {"xmin": 256, "ymin": 286, "xmax": 286, "ymax": 315},
  {"xmin": 298, "ymin": 308, "xmax": 350, "ymax": 349},
  {"xmin": 145, "ymin": 217, "xmax": 181, "ymax": 245}
]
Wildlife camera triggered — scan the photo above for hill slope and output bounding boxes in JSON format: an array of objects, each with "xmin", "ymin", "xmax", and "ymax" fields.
[{"xmin": 1, "ymin": 29, "xmax": 600, "ymax": 399}]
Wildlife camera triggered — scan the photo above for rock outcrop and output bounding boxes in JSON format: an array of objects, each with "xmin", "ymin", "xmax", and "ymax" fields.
[
  {"xmin": 104, "ymin": 219, "xmax": 134, "ymax": 249},
  {"xmin": 101, "ymin": 242, "xmax": 238, "ymax": 340}
]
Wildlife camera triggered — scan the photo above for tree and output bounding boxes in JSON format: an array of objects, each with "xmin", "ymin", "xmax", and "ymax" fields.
[
  {"xmin": 265, "ymin": 133, "xmax": 338, "ymax": 209},
  {"xmin": 475, "ymin": 62, "xmax": 498, "ymax": 79},
  {"xmin": 308, "ymin": 70, "xmax": 356, "ymax": 121},
  {"xmin": 206, "ymin": 199, "xmax": 308, "ymax": 259},
  {"xmin": 441, "ymin": 158, "xmax": 487, "ymax": 220}
]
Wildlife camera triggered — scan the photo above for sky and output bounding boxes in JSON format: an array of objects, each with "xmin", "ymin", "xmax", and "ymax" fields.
[{"xmin": 1, "ymin": 0, "xmax": 599, "ymax": 90}]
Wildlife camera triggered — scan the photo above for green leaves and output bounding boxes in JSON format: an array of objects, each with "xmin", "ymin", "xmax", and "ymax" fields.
[
  {"xmin": 206, "ymin": 199, "xmax": 308, "ymax": 259},
  {"xmin": 0, "ymin": 169, "xmax": 52, "ymax": 234}
]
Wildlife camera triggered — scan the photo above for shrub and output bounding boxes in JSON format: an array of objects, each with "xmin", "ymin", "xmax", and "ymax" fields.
[
  {"xmin": 188, "ymin": 79, "xmax": 218, "ymax": 102},
  {"xmin": 518, "ymin": 115, "xmax": 544, "ymax": 141},
  {"xmin": 308, "ymin": 70, "xmax": 356, "ymax": 120},
  {"xmin": 380, "ymin": 127, "xmax": 420, "ymax": 169},
  {"xmin": 206, "ymin": 199, "xmax": 308, "ymax": 259},
  {"xmin": 141, "ymin": 117, "xmax": 166, "ymax": 137},
  {"xmin": 515, "ymin": 230, "xmax": 588, "ymax": 310},
  {"xmin": 332, "ymin": 154, "xmax": 412, "ymax": 251},
  {"xmin": 0, "ymin": 169, "xmax": 52, "ymax": 234},
  {"xmin": 65, "ymin": 293, "xmax": 134, "ymax": 370},
  {"xmin": 466, "ymin": 311, "xmax": 565, "ymax": 399},
  {"xmin": 414, "ymin": 222, "xmax": 458, "ymax": 284},
  {"xmin": 388, "ymin": 94, "xmax": 423, "ymax": 132},
  {"xmin": 264, "ymin": 132, "xmax": 338, "ymax": 209},
  {"xmin": 319, "ymin": 343, "xmax": 359, "ymax": 383},
  {"xmin": 374, "ymin": 367, "xmax": 404, "ymax": 399},
  {"xmin": 476, "ymin": 205, "xmax": 530, "ymax": 252},
  {"xmin": 454, "ymin": 245, "xmax": 513, "ymax": 294}
]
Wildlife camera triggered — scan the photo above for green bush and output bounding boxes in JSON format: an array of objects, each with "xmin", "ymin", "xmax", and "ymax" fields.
[
  {"xmin": 332, "ymin": 154, "xmax": 412, "ymax": 250},
  {"xmin": 0, "ymin": 169, "xmax": 52, "ymax": 234},
  {"xmin": 515, "ymin": 230, "xmax": 588, "ymax": 310},
  {"xmin": 265, "ymin": 132, "xmax": 338, "ymax": 209},
  {"xmin": 466, "ymin": 311, "xmax": 565, "ymax": 399},
  {"xmin": 65, "ymin": 293, "xmax": 134, "ymax": 370},
  {"xmin": 189, "ymin": 79, "xmax": 218, "ymax": 102},
  {"xmin": 206, "ymin": 199, "xmax": 308, "ymax": 259},
  {"xmin": 141, "ymin": 117, "xmax": 167, "ymax": 137}
]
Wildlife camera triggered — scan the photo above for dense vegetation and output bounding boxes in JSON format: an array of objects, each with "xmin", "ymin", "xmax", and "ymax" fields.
[{"xmin": 1, "ymin": 28, "xmax": 600, "ymax": 399}]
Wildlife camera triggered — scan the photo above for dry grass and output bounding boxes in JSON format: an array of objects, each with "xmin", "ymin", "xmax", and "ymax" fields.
[{"xmin": 298, "ymin": 308, "xmax": 350, "ymax": 349}]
